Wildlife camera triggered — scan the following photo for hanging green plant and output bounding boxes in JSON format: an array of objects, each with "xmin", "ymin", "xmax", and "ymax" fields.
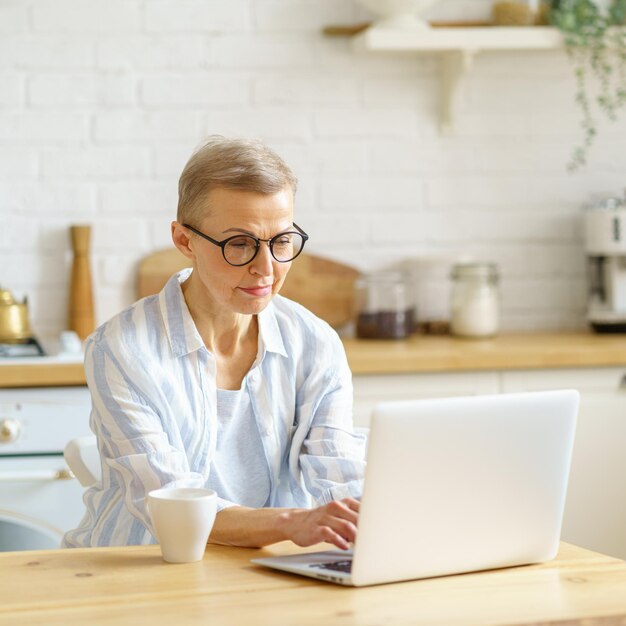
[{"xmin": 547, "ymin": 0, "xmax": 626, "ymax": 170}]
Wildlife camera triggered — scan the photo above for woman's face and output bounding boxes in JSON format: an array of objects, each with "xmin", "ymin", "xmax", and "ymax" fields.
[{"xmin": 174, "ymin": 186, "xmax": 296, "ymax": 317}]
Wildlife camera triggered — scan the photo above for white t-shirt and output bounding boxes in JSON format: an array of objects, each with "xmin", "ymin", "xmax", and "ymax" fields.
[{"xmin": 210, "ymin": 387, "xmax": 271, "ymax": 508}]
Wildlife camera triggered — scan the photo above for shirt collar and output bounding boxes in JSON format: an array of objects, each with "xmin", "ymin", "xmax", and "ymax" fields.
[
  {"xmin": 159, "ymin": 268, "xmax": 205, "ymax": 358},
  {"xmin": 257, "ymin": 300, "xmax": 288, "ymax": 358},
  {"xmin": 159, "ymin": 268, "xmax": 288, "ymax": 359}
]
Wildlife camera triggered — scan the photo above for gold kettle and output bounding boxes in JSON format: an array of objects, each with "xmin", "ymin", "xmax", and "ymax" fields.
[{"xmin": 0, "ymin": 287, "xmax": 33, "ymax": 342}]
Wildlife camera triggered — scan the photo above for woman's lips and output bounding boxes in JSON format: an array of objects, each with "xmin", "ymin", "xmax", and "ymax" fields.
[{"xmin": 239, "ymin": 285, "xmax": 272, "ymax": 297}]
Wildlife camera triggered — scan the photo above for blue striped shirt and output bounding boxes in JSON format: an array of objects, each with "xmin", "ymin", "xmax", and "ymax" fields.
[{"xmin": 63, "ymin": 269, "xmax": 366, "ymax": 547}]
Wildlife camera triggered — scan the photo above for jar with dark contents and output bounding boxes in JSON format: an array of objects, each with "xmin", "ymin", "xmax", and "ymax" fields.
[{"xmin": 355, "ymin": 271, "xmax": 415, "ymax": 339}]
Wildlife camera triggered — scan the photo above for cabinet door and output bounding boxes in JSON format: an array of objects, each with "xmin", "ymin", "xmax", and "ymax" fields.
[
  {"xmin": 502, "ymin": 367, "xmax": 626, "ymax": 560},
  {"xmin": 352, "ymin": 371, "xmax": 499, "ymax": 428}
]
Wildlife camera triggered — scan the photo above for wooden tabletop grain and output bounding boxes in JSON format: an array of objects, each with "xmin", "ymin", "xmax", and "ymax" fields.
[{"xmin": 0, "ymin": 541, "xmax": 625, "ymax": 626}]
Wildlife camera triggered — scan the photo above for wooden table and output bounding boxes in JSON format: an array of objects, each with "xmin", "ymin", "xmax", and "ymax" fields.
[{"xmin": 1, "ymin": 542, "xmax": 626, "ymax": 626}]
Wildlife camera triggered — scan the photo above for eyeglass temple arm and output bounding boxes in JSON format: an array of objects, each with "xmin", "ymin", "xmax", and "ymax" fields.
[
  {"xmin": 182, "ymin": 224, "xmax": 223, "ymax": 246},
  {"xmin": 293, "ymin": 223, "xmax": 309, "ymax": 240}
]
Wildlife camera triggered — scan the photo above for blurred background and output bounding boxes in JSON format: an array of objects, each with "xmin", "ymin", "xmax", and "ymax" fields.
[{"xmin": 1, "ymin": 0, "xmax": 625, "ymax": 339}]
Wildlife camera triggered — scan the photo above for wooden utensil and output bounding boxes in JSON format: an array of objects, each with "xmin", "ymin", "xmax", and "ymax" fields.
[
  {"xmin": 136, "ymin": 249, "xmax": 359, "ymax": 329},
  {"xmin": 68, "ymin": 225, "xmax": 95, "ymax": 340},
  {"xmin": 136, "ymin": 249, "xmax": 192, "ymax": 301},
  {"xmin": 280, "ymin": 253, "xmax": 360, "ymax": 328}
]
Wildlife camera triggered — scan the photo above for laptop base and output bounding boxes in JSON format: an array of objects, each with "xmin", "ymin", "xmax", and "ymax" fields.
[{"xmin": 251, "ymin": 550, "xmax": 354, "ymax": 585}]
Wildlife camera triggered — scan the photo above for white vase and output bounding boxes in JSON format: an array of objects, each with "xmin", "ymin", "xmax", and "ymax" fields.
[{"xmin": 356, "ymin": 0, "xmax": 442, "ymax": 30}]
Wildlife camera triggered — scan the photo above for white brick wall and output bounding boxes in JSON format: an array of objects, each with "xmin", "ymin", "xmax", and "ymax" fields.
[
  {"xmin": 141, "ymin": 73, "xmax": 248, "ymax": 106},
  {"xmin": 32, "ymin": 1, "xmax": 143, "ymax": 33},
  {"xmin": 96, "ymin": 37, "xmax": 208, "ymax": 70},
  {"xmin": 29, "ymin": 74, "xmax": 136, "ymax": 107},
  {"xmin": 0, "ymin": 74, "xmax": 23, "ymax": 105},
  {"xmin": 144, "ymin": 1, "xmax": 252, "ymax": 33},
  {"xmin": 1, "ymin": 0, "xmax": 625, "ymax": 338},
  {"xmin": 0, "ymin": 5, "xmax": 29, "ymax": 32}
]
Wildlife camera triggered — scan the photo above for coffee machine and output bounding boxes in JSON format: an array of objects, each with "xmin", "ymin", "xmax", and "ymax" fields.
[{"xmin": 585, "ymin": 193, "xmax": 626, "ymax": 333}]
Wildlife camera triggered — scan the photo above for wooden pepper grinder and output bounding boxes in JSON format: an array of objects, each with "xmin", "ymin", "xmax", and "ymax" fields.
[{"xmin": 68, "ymin": 225, "xmax": 95, "ymax": 340}]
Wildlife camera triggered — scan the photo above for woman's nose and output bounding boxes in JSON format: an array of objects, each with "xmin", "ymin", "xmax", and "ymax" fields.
[{"xmin": 249, "ymin": 241, "xmax": 274, "ymax": 276}]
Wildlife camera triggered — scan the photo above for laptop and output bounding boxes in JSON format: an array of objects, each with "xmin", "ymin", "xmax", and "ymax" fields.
[{"xmin": 251, "ymin": 389, "xmax": 579, "ymax": 587}]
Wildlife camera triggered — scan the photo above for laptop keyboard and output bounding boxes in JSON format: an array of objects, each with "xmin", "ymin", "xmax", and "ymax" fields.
[{"xmin": 310, "ymin": 560, "xmax": 353, "ymax": 574}]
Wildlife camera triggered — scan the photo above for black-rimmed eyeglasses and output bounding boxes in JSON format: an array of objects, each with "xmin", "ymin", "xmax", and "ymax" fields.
[{"xmin": 183, "ymin": 223, "xmax": 309, "ymax": 267}]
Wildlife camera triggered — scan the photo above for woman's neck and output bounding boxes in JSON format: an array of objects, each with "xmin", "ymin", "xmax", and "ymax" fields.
[{"xmin": 182, "ymin": 273, "xmax": 257, "ymax": 357}]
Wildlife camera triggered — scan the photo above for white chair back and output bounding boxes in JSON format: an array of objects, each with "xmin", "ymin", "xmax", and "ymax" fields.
[{"xmin": 64, "ymin": 436, "xmax": 101, "ymax": 487}]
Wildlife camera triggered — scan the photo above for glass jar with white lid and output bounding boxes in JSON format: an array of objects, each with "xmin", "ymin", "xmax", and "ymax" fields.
[{"xmin": 450, "ymin": 262, "xmax": 500, "ymax": 339}]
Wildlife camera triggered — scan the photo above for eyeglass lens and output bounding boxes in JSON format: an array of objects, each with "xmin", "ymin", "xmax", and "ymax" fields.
[{"xmin": 224, "ymin": 233, "xmax": 305, "ymax": 265}]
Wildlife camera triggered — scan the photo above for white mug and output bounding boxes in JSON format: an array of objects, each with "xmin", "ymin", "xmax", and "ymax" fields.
[{"xmin": 147, "ymin": 487, "xmax": 217, "ymax": 563}]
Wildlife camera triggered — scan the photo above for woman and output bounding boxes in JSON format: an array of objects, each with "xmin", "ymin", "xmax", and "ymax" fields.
[{"xmin": 63, "ymin": 136, "xmax": 366, "ymax": 551}]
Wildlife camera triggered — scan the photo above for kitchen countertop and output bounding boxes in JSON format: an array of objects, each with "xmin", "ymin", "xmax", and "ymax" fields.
[
  {"xmin": 3, "ymin": 332, "xmax": 626, "ymax": 388},
  {"xmin": 0, "ymin": 355, "xmax": 85, "ymax": 388},
  {"xmin": 1, "ymin": 542, "xmax": 625, "ymax": 626},
  {"xmin": 342, "ymin": 331, "xmax": 626, "ymax": 374}
]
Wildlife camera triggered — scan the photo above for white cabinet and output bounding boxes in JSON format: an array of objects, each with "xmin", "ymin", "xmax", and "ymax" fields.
[
  {"xmin": 502, "ymin": 367, "xmax": 626, "ymax": 561},
  {"xmin": 352, "ymin": 370, "xmax": 499, "ymax": 428},
  {"xmin": 353, "ymin": 366, "xmax": 626, "ymax": 560}
]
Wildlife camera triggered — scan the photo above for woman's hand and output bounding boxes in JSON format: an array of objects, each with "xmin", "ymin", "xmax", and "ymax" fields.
[
  {"xmin": 209, "ymin": 498, "xmax": 360, "ymax": 549},
  {"xmin": 278, "ymin": 498, "xmax": 360, "ymax": 551}
]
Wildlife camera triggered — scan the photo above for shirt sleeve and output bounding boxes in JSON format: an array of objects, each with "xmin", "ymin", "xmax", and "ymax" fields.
[
  {"xmin": 297, "ymin": 333, "xmax": 367, "ymax": 505},
  {"xmin": 86, "ymin": 338, "xmax": 236, "ymax": 537}
]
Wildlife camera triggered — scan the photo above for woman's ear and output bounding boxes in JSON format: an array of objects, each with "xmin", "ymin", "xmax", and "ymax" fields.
[{"xmin": 171, "ymin": 222, "xmax": 195, "ymax": 261}]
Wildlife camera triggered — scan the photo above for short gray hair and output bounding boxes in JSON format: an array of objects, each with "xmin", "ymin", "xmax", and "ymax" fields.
[{"xmin": 177, "ymin": 135, "xmax": 298, "ymax": 225}]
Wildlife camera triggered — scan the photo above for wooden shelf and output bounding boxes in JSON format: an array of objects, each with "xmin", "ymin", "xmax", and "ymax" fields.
[
  {"xmin": 352, "ymin": 26, "xmax": 565, "ymax": 134},
  {"xmin": 352, "ymin": 25, "xmax": 563, "ymax": 52}
]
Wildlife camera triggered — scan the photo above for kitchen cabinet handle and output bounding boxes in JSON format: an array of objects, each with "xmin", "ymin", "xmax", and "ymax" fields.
[{"xmin": 0, "ymin": 469, "xmax": 75, "ymax": 482}]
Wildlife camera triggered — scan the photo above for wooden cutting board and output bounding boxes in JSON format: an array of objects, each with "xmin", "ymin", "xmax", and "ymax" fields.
[{"xmin": 136, "ymin": 249, "xmax": 359, "ymax": 329}]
